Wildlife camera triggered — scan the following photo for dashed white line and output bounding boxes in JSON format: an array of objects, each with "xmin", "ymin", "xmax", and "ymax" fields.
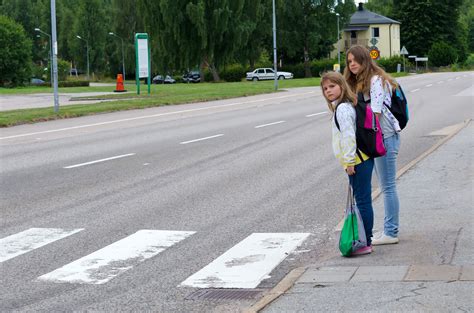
[
  {"xmin": 306, "ymin": 112, "xmax": 328, "ymax": 117},
  {"xmin": 255, "ymin": 121, "xmax": 286, "ymax": 128},
  {"xmin": 426, "ymin": 84, "xmax": 433, "ymax": 87},
  {"xmin": 448, "ymin": 78, "xmax": 453, "ymax": 81},
  {"xmin": 455, "ymin": 77, "xmax": 460, "ymax": 80},
  {"xmin": 411, "ymin": 88, "xmax": 420, "ymax": 93},
  {"xmin": 180, "ymin": 134, "xmax": 224, "ymax": 145},
  {"xmin": 437, "ymin": 81, "xmax": 443, "ymax": 84},
  {"xmin": 64, "ymin": 153, "xmax": 136, "ymax": 169}
]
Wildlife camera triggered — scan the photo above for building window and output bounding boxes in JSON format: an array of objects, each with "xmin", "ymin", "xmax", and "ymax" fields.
[
  {"xmin": 372, "ymin": 27, "xmax": 379, "ymax": 38},
  {"xmin": 351, "ymin": 31, "xmax": 357, "ymax": 38}
]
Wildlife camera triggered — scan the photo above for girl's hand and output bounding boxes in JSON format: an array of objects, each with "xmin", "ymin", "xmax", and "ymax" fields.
[{"xmin": 346, "ymin": 166, "xmax": 355, "ymax": 175}]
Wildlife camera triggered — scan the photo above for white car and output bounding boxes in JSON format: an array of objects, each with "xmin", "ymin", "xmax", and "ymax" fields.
[{"xmin": 246, "ymin": 68, "xmax": 293, "ymax": 81}]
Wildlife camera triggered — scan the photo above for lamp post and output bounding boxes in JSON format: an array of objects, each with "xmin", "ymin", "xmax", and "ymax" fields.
[
  {"xmin": 108, "ymin": 32, "xmax": 126, "ymax": 82},
  {"xmin": 34, "ymin": 28, "xmax": 53, "ymax": 86},
  {"xmin": 272, "ymin": 0, "xmax": 278, "ymax": 91},
  {"xmin": 336, "ymin": 13, "xmax": 341, "ymax": 71},
  {"xmin": 76, "ymin": 35, "xmax": 90, "ymax": 80}
]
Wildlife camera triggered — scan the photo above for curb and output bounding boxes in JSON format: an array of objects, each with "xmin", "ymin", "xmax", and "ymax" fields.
[{"xmin": 245, "ymin": 119, "xmax": 471, "ymax": 313}]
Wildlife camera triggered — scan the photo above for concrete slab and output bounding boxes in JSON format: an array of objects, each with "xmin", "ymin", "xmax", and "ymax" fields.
[
  {"xmin": 351, "ymin": 265, "xmax": 409, "ymax": 282},
  {"xmin": 460, "ymin": 266, "xmax": 474, "ymax": 281},
  {"xmin": 405, "ymin": 265, "xmax": 460, "ymax": 281},
  {"xmin": 297, "ymin": 266, "xmax": 357, "ymax": 283}
]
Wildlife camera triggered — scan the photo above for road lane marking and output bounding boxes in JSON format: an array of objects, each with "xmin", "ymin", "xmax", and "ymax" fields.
[
  {"xmin": 0, "ymin": 228, "xmax": 84, "ymax": 263},
  {"xmin": 180, "ymin": 134, "xmax": 224, "ymax": 145},
  {"xmin": 63, "ymin": 153, "xmax": 136, "ymax": 169},
  {"xmin": 0, "ymin": 92, "xmax": 316, "ymax": 140},
  {"xmin": 426, "ymin": 84, "xmax": 433, "ymax": 87},
  {"xmin": 455, "ymin": 77, "xmax": 460, "ymax": 80},
  {"xmin": 255, "ymin": 121, "xmax": 286, "ymax": 128},
  {"xmin": 180, "ymin": 232, "xmax": 310, "ymax": 289},
  {"xmin": 437, "ymin": 81, "xmax": 443, "ymax": 84},
  {"xmin": 305, "ymin": 112, "xmax": 328, "ymax": 117},
  {"xmin": 448, "ymin": 78, "xmax": 453, "ymax": 81},
  {"xmin": 38, "ymin": 230, "xmax": 195, "ymax": 284},
  {"xmin": 411, "ymin": 88, "xmax": 420, "ymax": 93}
]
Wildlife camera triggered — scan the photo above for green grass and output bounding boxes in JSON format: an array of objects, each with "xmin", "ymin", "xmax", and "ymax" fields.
[{"xmin": 0, "ymin": 74, "xmax": 410, "ymax": 127}]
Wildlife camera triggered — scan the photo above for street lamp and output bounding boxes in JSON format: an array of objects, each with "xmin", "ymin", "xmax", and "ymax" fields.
[
  {"xmin": 272, "ymin": 0, "xmax": 278, "ymax": 91},
  {"xmin": 76, "ymin": 35, "xmax": 90, "ymax": 80},
  {"xmin": 108, "ymin": 32, "xmax": 126, "ymax": 82},
  {"xmin": 34, "ymin": 27, "xmax": 53, "ymax": 85},
  {"xmin": 336, "ymin": 13, "xmax": 341, "ymax": 71}
]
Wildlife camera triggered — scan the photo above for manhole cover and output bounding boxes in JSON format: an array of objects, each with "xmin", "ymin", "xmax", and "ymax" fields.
[{"xmin": 185, "ymin": 289, "xmax": 264, "ymax": 301}]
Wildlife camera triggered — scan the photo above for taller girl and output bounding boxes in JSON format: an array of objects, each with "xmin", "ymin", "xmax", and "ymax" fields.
[{"xmin": 344, "ymin": 45, "xmax": 402, "ymax": 246}]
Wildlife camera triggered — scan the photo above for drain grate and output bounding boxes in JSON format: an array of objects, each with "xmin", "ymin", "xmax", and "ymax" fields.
[{"xmin": 185, "ymin": 288, "xmax": 265, "ymax": 301}]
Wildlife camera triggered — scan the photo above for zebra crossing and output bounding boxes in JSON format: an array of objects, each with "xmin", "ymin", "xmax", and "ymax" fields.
[{"xmin": 1, "ymin": 228, "xmax": 310, "ymax": 289}]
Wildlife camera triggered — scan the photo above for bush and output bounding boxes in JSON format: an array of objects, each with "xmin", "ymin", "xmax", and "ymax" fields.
[
  {"xmin": 463, "ymin": 54, "xmax": 474, "ymax": 69},
  {"xmin": 428, "ymin": 42, "xmax": 458, "ymax": 67},
  {"xmin": 220, "ymin": 64, "xmax": 246, "ymax": 82},
  {"xmin": 0, "ymin": 15, "xmax": 32, "ymax": 87},
  {"xmin": 46, "ymin": 59, "xmax": 70, "ymax": 82},
  {"xmin": 377, "ymin": 55, "xmax": 405, "ymax": 72},
  {"xmin": 281, "ymin": 63, "xmax": 306, "ymax": 78},
  {"xmin": 311, "ymin": 59, "xmax": 337, "ymax": 77},
  {"xmin": 44, "ymin": 81, "xmax": 90, "ymax": 87}
]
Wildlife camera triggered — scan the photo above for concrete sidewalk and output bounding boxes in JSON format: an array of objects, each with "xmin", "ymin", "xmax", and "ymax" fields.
[{"xmin": 260, "ymin": 121, "xmax": 473, "ymax": 312}]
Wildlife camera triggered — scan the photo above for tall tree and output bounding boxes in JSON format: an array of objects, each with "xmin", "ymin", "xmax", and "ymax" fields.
[
  {"xmin": 72, "ymin": 0, "xmax": 110, "ymax": 76},
  {"xmin": 393, "ymin": 0, "xmax": 466, "ymax": 60},
  {"xmin": 277, "ymin": 0, "xmax": 354, "ymax": 77}
]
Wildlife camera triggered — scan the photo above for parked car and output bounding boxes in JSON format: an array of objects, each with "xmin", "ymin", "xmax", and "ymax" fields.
[
  {"xmin": 182, "ymin": 71, "xmax": 201, "ymax": 83},
  {"xmin": 30, "ymin": 78, "xmax": 45, "ymax": 85},
  {"xmin": 246, "ymin": 68, "xmax": 293, "ymax": 81},
  {"xmin": 152, "ymin": 75, "xmax": 176, "ymax": 84}
]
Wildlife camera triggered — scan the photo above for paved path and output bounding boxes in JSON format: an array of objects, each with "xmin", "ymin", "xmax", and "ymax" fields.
[{"xmin": 259, "ymin": 121, "xmax": 473, "ymax": 312}]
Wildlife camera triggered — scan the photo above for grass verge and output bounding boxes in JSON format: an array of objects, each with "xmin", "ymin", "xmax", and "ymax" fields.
[{"xmin": 0, "ymin": 73, "xmax": 408, "ymax": 127}]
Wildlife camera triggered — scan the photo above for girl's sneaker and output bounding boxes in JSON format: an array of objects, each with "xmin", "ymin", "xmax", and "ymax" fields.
[{"xmin": 353, "ymin": 245, "xmax": 372, "ymax": 256}]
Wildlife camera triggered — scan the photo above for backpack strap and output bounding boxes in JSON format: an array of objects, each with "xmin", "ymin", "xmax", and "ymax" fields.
[{"xmin": 334, "ymin": 103, "xmax": 341, "ymax": 130}]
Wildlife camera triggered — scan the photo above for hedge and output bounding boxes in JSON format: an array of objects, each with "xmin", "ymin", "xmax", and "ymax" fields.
[{"xmin": 43, "ymin": 81, "xmax": 90, "ymax": 87}]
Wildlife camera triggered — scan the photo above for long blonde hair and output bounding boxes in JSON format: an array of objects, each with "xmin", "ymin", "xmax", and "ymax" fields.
[
  {"xmin": 343, "ymin": 45, "xmax": 398, "ymax": 94},
  {"xmin": 320, "ymin": 71, "xmax": 356, "ymax": 113}
]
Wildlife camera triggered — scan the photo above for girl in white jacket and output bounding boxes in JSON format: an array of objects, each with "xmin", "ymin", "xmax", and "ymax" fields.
[{"xmin": 321, "ymin": 72, "xmax": 374, "ymax": 255}]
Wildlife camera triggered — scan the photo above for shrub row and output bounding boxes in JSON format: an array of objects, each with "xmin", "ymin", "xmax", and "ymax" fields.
[{"xmin": 43, "ymin": 81, "xmax": 90, "ymax": 87}]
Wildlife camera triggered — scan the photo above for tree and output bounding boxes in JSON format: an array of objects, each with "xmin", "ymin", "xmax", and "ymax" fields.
[
  {"xmin": 72, "ymin": 0, "xmax": 110, "ymax": 76},
  {"xmin": 277, "ymin": 0, "xmax": 354, "ymax": 77},
  {"xmin": 0, "ymin": 15, "xmax": 32, "ymax": 86},
  {"xmin": 393, "ymin": 0, "xmax": 465, "ymax": 59},
  {"xmin": 365, "ymin": 0, "xmax": 394, "ymax": 18}
]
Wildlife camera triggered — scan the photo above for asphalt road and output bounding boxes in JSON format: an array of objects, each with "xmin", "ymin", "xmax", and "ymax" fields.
[{"xmin": 0, "ymin": 72, "xmax": 472, "ymax": 312}]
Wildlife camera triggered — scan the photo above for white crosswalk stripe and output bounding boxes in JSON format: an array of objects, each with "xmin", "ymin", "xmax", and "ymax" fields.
[
  {"xmin": 180, "ymin": 232, "xmax": 310, "ymax": 289},
  {"xmin": 38, "ymin": 230, "xmax": 195, "ymax": 284},
  {"xmin": 0, "ymin": 228, "xmax": 84, "ymax": 263}
]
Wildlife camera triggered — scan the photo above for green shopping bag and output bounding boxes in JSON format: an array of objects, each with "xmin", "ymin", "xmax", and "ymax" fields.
[{"xmin": 339, "ymin": 185, "xmax": 367, "ymax": 257}]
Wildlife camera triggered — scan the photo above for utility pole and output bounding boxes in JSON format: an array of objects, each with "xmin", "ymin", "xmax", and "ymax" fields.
[
  {"xmin": 272, "ymin": 0, "xmax": 278, "ymax": 91},
  {"xmin": 336, "ymin": 13, "xmax": 341, "ymax": 71},
  {"xmin": 50, "ymin": 0, "xmax": 59, "ymax": 112}
]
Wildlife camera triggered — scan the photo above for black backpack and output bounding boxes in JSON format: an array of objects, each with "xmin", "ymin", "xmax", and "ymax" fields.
[
  {"xmin": 335, "ymin": 94, "xmax": 386, "ymax": 159},
  {"xmin": 387, "ymin": 84, "xmax": 409, "ymax": 130}
]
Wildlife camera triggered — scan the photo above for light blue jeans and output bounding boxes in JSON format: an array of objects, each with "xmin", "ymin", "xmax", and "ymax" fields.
[{"xmin": 374, "ymin": 133, "xmax": 401, "ymax": 237}]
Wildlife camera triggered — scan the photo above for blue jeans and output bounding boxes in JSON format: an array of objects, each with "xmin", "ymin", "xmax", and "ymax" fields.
[
  {"xmin": 348, "ymin": 159, "xmax": 374, "ymax": 246},
  {"xmin": 374, "ymin": 133, "xmax": 401, "ymax": 237}
]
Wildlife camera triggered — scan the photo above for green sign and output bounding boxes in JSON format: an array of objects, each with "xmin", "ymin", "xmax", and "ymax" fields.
[{"xmin": 135, "ymin": 33, "xmax": 151, "ymax": 95}]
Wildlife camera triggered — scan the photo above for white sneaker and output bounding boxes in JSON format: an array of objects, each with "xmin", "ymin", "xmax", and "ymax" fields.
[{"xmin": 372, "ymin": 233, "xmax": 399, "ymax": 245}]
